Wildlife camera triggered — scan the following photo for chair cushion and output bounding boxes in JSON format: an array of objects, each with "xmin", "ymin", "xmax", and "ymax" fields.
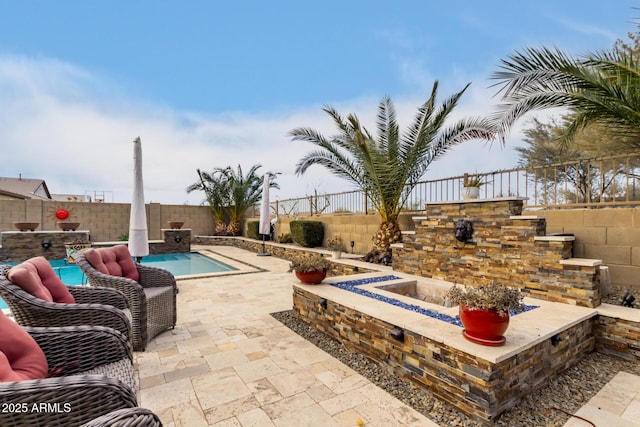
[
  {"xmin": 0, "ymin": 311, "xmax": 48, "ymax": 381},
  {"xmin": 84, "ymin": 246, "xmax": 140, "ymax": 282},
  {"xmin": 7, "ymin": 257, "xmax": 75, "ymax": 304}
]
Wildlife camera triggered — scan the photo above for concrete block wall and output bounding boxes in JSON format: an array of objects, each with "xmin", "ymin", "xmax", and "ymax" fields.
[
  {"xmin": 536, "ymin": 208, "xmax": 640, "ymax": 290},
  {"xmin": 247, "ymin": 212, "xmax": 414, "ymax": 256},
  {"xmin": 0, "ymin": 200, "xmax": 215, "ymax": 242}
]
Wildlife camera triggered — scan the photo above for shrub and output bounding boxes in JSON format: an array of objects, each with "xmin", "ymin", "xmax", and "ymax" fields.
[
  {"xmin": 290, "ymin": 220, "xmax": 324, "ymax": 247},
  {"xmin": 246, "ymin": 221, "xmax": 272, "ymax": 240},
  {"xmin": 278, "ymin": 233, "xmax": 293, "ymax": 243}
]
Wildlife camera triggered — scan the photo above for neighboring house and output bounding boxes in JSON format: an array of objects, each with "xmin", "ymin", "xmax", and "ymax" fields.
[{"xmin": 0, "ymin": 176, "xmax": 52, "ymax": 201}]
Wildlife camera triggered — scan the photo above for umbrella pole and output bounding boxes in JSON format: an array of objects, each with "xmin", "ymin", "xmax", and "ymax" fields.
[{"xmin": 257, "ymin": 234, "xmax": 271, "ymax": 257}]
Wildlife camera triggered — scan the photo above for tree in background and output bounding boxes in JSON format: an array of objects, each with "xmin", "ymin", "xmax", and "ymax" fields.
[
  {"xmin": 491, "ymin": 41, "xmax": 640, "ymax": 149},
  {"xmin": 289, "ymin": 82, "xmax": 496, "ymax": 260},
  {"xmin": 187, "ymin": 164, "xmax": 278, "ymax": 235},
  {"xmin": 509, "ymin": 27, "xmax": 640, "ymax": 204}
]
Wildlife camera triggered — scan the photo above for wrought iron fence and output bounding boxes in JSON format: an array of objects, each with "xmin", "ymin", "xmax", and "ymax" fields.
[{"xmin": 271, "ymin": 153, "xmax": 640, "ymax": 216}]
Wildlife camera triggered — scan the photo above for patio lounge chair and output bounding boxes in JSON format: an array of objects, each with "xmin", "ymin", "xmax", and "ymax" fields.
[
  {"xmin": 79, "ymin": 407, "xmax": 163, "ymax": 427},
  {"xmin": 0, "ymin": 309, "xmax": 138, "ymax": 427},
  {"xmin": 0, "ymin": 258, "xmax": 132, "ymax": 344},
  {"xmin": 75, "ymin": 245, "xmax": 177, "ymax": 351}
]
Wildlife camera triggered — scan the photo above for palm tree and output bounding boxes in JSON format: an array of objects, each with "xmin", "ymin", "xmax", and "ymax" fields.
[
  {"xmin": 491, "ymin": 46, "xmax": 640, "ymax": 149},
  {"xmin": 187, "ymin": 164, "xmax": 278, "ymax": 235},
  {"xmin": 186, "ymin": 169, "xmax": 231, "ymax": 235},
  {"xmin": 289, "ymin": 81, "xmax": 496, "ymax": 256}
]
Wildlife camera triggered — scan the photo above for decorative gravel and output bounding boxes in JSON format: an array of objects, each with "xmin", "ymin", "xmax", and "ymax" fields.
[{"xmin": 271, "ymin": 309, "xmax": 640, "ymax": 427}]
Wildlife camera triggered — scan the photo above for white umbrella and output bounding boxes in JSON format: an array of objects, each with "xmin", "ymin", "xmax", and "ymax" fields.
[
  {"xmin": 258, "ymin": 173, "xmax": 271, "ymax": 256},
  {"xmin": 128, "ymin": 137, "xmax": 149, "ymax": 261}
]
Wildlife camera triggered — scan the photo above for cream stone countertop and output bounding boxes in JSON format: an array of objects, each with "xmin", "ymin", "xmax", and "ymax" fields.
[{"xmin": 294, "ymin": 271, "xmax": 599, "ymax": 363}]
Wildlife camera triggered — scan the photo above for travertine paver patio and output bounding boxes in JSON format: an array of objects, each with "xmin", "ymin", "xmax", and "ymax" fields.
[
  {"xmin": 136, "ymin": 245, "xmax": 437, "ymax": 426},
  {"xmin": 137, "ymin": 245, "xmax": 640, "ymax": 427}
]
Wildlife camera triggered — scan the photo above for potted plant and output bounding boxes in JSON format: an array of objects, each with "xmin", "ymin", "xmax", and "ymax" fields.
[
  {"xmin": 462, "ymin": 173, "xmax": 484, "ymax": 199},
  {"xmin": 288, "ymin": 254, "xmax": 331, "ymax": 284},
  {"xmin": 327, "ymin": 234, "xmax": 347, "ymax": 259},
  {"xmin": 446, "ymin": 282, "xmax": 524, "ymax": 346}
]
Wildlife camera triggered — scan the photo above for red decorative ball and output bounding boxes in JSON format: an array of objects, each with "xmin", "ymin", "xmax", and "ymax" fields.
[{"xmin": 55, "ymin": 209, "xmax": 69, "ymax": 220}]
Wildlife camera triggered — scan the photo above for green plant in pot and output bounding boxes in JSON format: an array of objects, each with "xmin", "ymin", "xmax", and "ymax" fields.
[
  {"xmin": 446, "ymin": 282, "xmax": 524, "ymax": 346},
  {"xmin": 462, "ymin": 173, "xmax": 484, "ymax": 199},
  {"xmin": 288, "ymin": 254, "xmax": 331, "ymax": 284},
  {"xmin": 327, "ymin": 234, "xmax": 347, "ymax": 259}
]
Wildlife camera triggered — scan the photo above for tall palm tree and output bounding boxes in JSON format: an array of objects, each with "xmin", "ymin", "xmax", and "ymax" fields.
[
  {"xmin": 289, "ymin": 81, "xmax": 496, "ymax": 256},
  {"xmin": 187, "ymin": 164, "xmax": 278, "ymax": 235},
  {"xmin": 491, "ymin": 46, "xmax": 640, "ymax": 148}
]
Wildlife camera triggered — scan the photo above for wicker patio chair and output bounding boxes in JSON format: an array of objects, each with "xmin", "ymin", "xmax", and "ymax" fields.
[
  {"xmin": 75, "ymin": 245, "xmax": 177, "ymax": 351},
  {"xmin": 0, "ymin": 319, "xmax": 138, "ymax": 427},
  {"xmin": 79, "ymin": 407, "xmax": 163, "ymax": 427},
  {"xmin": 0, "ymin": 264, "xmax": 132, "ymax": 344}
]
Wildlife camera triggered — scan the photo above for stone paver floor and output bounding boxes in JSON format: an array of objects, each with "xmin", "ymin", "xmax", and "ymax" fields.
[
  {"xmin": 137, "ymin": 245, "xmax": 639, "ymax": 427},
  {"xmin": 563, "ymin": 371, "xmax": 640, "ymax": 427},
  {"xmin": 137, "ymin": 246, "xmax": 437, "ymax": 426}
]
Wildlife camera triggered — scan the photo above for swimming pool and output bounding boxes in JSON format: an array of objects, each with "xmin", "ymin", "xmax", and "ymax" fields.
[{"xmin": 1, "ymin": 252, "xmax": 238, "ymax": 309}]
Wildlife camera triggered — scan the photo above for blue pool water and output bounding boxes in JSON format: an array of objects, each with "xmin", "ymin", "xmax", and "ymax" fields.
[{"xmin": 1, "ymin": 252, "xmax": 236, "ymax": 309}]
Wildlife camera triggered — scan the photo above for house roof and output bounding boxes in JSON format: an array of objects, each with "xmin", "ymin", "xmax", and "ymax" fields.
[{"xmin": 0, "ymin": 177, "xmax": 52, "ymax": 200}]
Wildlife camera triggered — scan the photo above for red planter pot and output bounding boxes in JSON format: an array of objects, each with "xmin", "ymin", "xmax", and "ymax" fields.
[
  {"xmin": 459, "ymin": 304, "xmax": 510, "ymax": 346},
  {"xmin": 294, "ymin": 270, "xmax": 327, "ymax": 285}
]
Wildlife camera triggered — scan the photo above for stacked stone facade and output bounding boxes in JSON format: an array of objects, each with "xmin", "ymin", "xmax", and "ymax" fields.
[
  {"xmin": 394, "ymin": 198, "xmax": 602, "ymax": 307},
  {"xmin": 0, "ymin": 229, "xmax": 191, "ymax": 262},
  {"xmin": 293, "ymin": 286, "xmax": 596, "ymax": 424}
]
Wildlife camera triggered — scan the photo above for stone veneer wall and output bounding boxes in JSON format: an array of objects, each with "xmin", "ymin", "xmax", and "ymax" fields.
[
  {"xmin": 595, "ymin": 314, "xmax": 640, "ymax": 362},
  {"xmin": 193, "ymin": 236, "xmax": 375, "ymax": 277},
  {"xmin": 293, "ymin": 286, "xmax": 596, "ymax": 424},
  {"xmin": 394, "ymin": 198, "xmax": 602, "ymax": 307},
  {"xmin": 0, "ymin": 229, "xmax": 191, "ymax": 262}
]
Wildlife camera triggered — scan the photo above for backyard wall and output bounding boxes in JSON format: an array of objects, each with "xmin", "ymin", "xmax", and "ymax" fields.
[
  {"xmin": 0, "ymin": 199, "xmax": 214, "ymax": 242},
  {"xmin": 249, "ymin": 207, "xmax": 640, "ymax": 292},
  {"xmin": 538, "ymin": 208, "xmax": 640, "ymax": 290},
  {"xmin": 2, "ymin": 199, "xmax": 638, "ymax": 292}
]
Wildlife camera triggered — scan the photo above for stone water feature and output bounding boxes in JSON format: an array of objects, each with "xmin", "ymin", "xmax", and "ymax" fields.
[{"xmin": 292, "ymin": 197, "xmax": 617, "ymax": 424}]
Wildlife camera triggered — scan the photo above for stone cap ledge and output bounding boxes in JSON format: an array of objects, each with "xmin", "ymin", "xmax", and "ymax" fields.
[
  {"xmin": 559, "ymin": 258, "xmax": 603, "ymax": 267},
  {"xmin": 401, "ymin": 230, "xmax": 416, "ymax": 235},
  {"xmin": 534, "ymin": 235, "xmax": 575, "ymax": 242},
  {"xmin": 510, "ymin": 215, "xmax": 545, "ymax": 220}
]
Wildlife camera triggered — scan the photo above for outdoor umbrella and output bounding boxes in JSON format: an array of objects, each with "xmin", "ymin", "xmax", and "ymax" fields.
[
  {"xmin": 128, "ymin": 137, "xmax": 149, "ymax": 261},
  {"xmin": 258, "ymin": 173, "xmax": 271, "ymax": 256}
]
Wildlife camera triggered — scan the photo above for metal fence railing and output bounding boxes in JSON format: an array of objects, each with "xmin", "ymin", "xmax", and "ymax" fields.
[{"xmin": 268, "ymin": 153, "xmax": 640, "ymax": 216}]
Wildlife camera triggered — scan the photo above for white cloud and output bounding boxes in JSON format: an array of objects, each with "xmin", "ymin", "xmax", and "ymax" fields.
[{"xmin": 0, "ymin": 54, "xmax": 538, "ymax": 206}]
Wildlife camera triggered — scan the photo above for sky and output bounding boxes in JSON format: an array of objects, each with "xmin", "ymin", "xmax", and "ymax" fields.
[{"xmin": 0, "ymin": 1, "xmax": 637, "ymax": 205}]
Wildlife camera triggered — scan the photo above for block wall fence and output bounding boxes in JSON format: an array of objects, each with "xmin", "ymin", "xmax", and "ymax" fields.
[
  {"xmin": 261, "ymin": 207, "xmax": 640, "ymax": 292},
  {"xmin": 0, "ymin": 199, "xmax": 214, "ymax": 242},
  {"xmin": 0, "ymin": 199, "xmax": 638, "ymax": 291}
]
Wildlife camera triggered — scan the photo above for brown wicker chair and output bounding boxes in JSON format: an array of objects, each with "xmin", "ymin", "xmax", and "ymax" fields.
[
  {"xmin": 0, "ymin": 324, "xmax": 137, "ymax": 427},
  {"xmin": 79, "ymin": 407, "xmax": 163, "ymax": 427},
  {"xmin": 0, "ymin": 265, "xmax": 132, "ymax": 344},
  {"xmin": 75, "ymin": 246, "xmax": 177, "ymax": 351}
]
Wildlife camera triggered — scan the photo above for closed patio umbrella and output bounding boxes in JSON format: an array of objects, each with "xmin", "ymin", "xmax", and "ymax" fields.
[
  {"xmin": 258, "ymin": 173, "xmax": 270, "ymax": 256},
  {"xmin": 128, "ymin": 137, "xmax": 149, "ymax": 261}
]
